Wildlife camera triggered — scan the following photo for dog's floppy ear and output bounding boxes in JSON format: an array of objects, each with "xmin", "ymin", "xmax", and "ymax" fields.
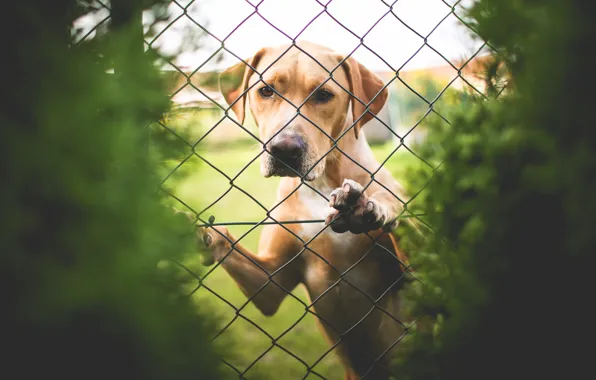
[
  {"xmin": 219, "ymin": 48, "xmax": 267, "ymax": 124},
  {"xmin": 335, "ymin": 55, "xmax": 388, "ymax": 139}
]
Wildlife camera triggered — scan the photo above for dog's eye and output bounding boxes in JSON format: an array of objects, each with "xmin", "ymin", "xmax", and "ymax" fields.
[
  {"xmin": 314, "ymin": 89, "xmax": 334, "ymax": 103},
  {"xmin": 259, "ymin": 85, "xmax": 274, "ymax": 98}
]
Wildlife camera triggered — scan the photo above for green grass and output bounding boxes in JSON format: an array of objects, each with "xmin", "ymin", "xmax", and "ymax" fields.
[{"xmin": 163, "ymin": 138, "xmax": 430, "ymax": 379}]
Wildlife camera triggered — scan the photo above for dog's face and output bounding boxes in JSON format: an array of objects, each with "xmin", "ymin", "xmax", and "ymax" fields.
[{"xmin": 220, "ymin": 42, "xmax": 388, "ymax": 181}]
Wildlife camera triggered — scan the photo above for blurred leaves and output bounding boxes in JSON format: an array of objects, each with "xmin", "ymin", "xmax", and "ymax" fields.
[
  {"xmin": 1, "ymin": 0, "xmax": 224, "ymax": 378},
  {"xmin": 392, "ymin": 1, "xmax": 596, "ymax": 379}
]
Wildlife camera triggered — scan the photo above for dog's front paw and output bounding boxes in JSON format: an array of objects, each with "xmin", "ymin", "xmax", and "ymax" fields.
[
  {"xmin": 197, "ymin": 226, "xmax": 231, "ymax": 265},
  {"xmin": 325, "ymin": 179, "xmax": 390, "ymax": 234}
]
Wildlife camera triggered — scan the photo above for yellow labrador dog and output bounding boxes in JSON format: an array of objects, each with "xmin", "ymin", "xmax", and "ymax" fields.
[{"xmin": 199, "ymin": 41, "xmax": 411, "ymax": 379}]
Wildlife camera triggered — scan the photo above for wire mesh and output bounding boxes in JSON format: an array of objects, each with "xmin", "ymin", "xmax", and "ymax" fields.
[{"xmin": 82, "ymin": 0, "xmax": 496, "ymax": 378}]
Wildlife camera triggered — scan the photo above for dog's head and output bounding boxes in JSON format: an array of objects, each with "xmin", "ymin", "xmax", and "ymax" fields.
[{"xmin": 219, "ymin": 41, "xmax": 388, "ymax": 181}]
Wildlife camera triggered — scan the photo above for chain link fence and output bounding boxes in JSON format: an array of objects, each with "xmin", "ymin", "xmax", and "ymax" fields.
[{"xmin": 76, "ymin": 1, "xmax": 495, "ymax": 378}]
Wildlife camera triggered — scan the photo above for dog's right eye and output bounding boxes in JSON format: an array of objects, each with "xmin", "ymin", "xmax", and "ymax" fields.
[{"xmin": 259, "ymin": 85, "xmax": 274, "ymax": 98}]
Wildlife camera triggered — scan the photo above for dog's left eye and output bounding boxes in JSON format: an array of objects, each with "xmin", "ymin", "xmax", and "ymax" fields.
[
  {"xmin": 314, "ymin": 89, "xmax": 334, "ymax": 103},
  {"xmin": 259, "ymin": 85, "xmax": 274, "ymax": 98}
]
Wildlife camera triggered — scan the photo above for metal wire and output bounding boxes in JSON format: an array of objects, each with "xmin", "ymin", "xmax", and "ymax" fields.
[{"xmin": 93, "ymin": 0, "xmax": 497, "ymax": 378}]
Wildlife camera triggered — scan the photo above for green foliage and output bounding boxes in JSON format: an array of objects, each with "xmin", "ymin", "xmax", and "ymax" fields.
[
  {"xmin": 393, "ymin": 1, "xmax": 596, "ymax": 379},
  {"xmin": 1, "ymin": 1, "xmax": 223, "ymax": 378}
]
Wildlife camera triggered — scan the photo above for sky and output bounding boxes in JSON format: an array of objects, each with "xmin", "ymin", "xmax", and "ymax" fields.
[{"xmin": 77, "ymin": 0, "xmax": 484, "ymax": 73}]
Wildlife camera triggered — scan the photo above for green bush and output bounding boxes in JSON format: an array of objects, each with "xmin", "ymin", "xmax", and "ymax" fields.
[
  {"xmin": 1, "ymin": 1, "xmax": 223, "ymax": 379},
  {"xmin": 393, "ymin": 1, "xmax": 595, "ymax": 379}
]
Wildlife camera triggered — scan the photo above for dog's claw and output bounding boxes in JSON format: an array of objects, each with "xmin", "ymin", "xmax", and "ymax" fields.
[
  {"xmin": 325, "ymin": 209, "xmax": 339, "ymax": 225},
  {"xmin": 329, "ymin": 194, "xmax": 336, "ymax": 208},
  {"xmin": 202, "ymin": 232, "xmax": 213, "ymax": 247}
]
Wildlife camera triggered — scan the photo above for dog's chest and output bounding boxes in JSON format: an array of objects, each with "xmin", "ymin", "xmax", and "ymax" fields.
[
  {"xmin": 295, "ymin": 183, "xmax": 356, "ymax": 250},
  {"xmin": 292, "ymin": 181, "xmax": 392, "ymax": 303}
]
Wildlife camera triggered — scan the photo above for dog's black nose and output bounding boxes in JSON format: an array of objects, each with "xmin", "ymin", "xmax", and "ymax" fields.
[{"xmin": 269, "ymin": 133, "xmax": 306, "ymax": 163}]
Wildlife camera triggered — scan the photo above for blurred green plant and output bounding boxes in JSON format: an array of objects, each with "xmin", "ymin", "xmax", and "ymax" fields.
[
  {"xmin": 1, "ymin": 1, "xmax": 225, "ymax": 378},
  {"xmin": 391, "ymin": 1, "xmax": 595, "ymax": 379},
  {"xmin": 396, "ymin": 75, "xmax": 444, "ymax": 124}
]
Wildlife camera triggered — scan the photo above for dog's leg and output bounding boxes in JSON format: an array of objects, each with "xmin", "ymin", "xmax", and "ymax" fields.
[
  {"xmin": 198, "ymin": 225, "xmax": 302, "ymax": 316},
  {"xmin": 324, "ymin": 169, "xmax": 404, "ymax": 234}
]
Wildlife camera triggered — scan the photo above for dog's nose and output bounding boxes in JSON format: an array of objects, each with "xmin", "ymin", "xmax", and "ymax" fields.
[{"xmin": 269, "ymin": 133, "xmax": 306, "ymax": 162}]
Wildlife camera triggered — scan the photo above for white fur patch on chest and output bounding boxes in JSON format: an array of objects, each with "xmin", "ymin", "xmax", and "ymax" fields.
[
  {"xmin": 297, "ymin": 179, "xmax": 377, "ymax": 297},
  {"xmin": 297, "ymin": 180, "xmax": 355, "ymax": 249}
]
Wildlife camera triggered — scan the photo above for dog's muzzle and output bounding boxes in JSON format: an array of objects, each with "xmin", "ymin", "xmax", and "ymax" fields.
[{"xmin": 266, "ymin": 132, "xmax": 309, "ymax": 178}]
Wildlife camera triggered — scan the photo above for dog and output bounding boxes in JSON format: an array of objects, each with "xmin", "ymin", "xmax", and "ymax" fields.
[{"xmin": 198, "ymin": 41, "xmax": 412, "ymax": 379}]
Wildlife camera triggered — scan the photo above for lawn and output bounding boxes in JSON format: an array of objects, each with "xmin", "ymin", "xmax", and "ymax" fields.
[{"xmin": 162, "ymin": 136, "xmax": 430, "ymax": 379}]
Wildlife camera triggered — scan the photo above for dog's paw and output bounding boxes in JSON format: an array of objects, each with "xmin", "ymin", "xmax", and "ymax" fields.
[
  {"xmin": 325, "ymin": 179, "xmax": 389, "ymax": 234},
  {"xmin": 197, "ymin": 226, "xmax": 231, "ymax": 265}
]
